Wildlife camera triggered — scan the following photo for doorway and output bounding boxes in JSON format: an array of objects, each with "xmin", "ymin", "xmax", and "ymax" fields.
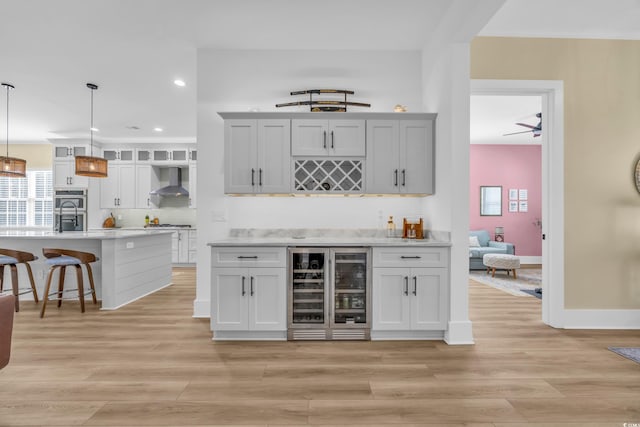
[{"xmin": 470, "ymin": 80, "xmax": 565, "ymax": 328}]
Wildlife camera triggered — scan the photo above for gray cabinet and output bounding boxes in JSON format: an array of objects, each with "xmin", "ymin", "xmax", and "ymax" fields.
[
  {"xmin": 366, "ymin": 119, "xmax": 434, "ymax": 195},
  {"xmin": 100, "ymin": 164, "xmax": 136, "ymax": 208},
  {"xmin": 292, "ymin": 119, "xmax": 365, "ymax": 157},
  {"xmin": 224, "ymin": 119, "xmax": 291, "ymax": 194}
]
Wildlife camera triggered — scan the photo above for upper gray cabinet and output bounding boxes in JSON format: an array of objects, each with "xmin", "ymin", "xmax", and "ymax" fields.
[
  {"xmin": 224, "ymin": 119, "xmax": 291, "ymax": 194},
  {"xmin": 219, "ymin": 112, "xmax": 435, "ymax": 196},
  {"xmin": 291, "ymin": 119, "xmax": 365, "ymax": 157},
  {"xmin": 366, "ymin": 119, "xmax": 434, "ymax": 195}
]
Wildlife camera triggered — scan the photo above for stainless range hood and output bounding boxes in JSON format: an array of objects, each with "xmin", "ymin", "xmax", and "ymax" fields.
[{"xmin": 150, "ymin": 167, "xmax": 189, "ymax": 197}]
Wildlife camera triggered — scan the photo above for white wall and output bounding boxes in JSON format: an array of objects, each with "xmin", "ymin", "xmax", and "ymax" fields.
[
  {"xmin": 194, "ymin": 49, "xmax": 431, "ymax": 317},
  {"xmin": 422, "ymin": 43, "xmax": 474, "ymax": 344}
]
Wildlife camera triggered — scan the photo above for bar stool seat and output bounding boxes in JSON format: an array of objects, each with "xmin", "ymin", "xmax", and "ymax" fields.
[
  {"xmin": 0, "ymin": 249, "xmax": 39, "ymax": 312},
  {"xmin": 40, "ymin": 249, "xmax": 98, "ymax": 318}
]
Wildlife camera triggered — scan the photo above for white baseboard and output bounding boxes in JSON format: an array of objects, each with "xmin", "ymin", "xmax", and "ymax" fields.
[
  {"xmin": 192, "ymin": 299, "xmax": 210, "ymax": 318},
  {"xmin": 444, "ymin": 320, "xmax": 475, "ymax": 344},
  {"xmin": 563, "ymin": 309, "xmax": 640, "ymax": 329},
  {"xmin": 520, "ymin": 256, "xmax": 542, "ymax": 265}
]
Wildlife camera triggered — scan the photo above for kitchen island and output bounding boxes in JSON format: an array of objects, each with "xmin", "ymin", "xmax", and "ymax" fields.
[
  {"xmin": 0, "ymin": 229, "xmax": 173, "ymax": 310},
  {"xmin": 208, "ymin": 229, "xmax": 451, "ymax": 341}
]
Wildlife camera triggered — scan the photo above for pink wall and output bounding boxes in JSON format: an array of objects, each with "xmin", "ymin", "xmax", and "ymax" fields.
[{"xmin": 470, "ymin": 144, "xmax": 542, "ymax": 256}]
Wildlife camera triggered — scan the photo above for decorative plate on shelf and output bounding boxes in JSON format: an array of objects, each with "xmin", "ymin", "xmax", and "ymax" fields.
[{"xmin": 635, "ymin": 157, "xmax": 640, "ymax": 194}]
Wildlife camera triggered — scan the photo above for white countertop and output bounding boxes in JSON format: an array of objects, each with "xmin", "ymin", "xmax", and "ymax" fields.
[
  {"xmin": 0, "ymin": 229, "xmax": 174, "ymax": 240},
  {"xmin": 207, "ymin": 229, "xmax": 451, "ymax": 247},
  {"xmin": 208, "ymin": 236, "xmax": 450, "ymax": 247}
]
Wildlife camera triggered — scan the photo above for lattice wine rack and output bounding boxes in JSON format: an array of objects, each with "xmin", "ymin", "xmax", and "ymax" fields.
[{"xmin": 294, "ymin": 159, "xmax": 363, "ymax": 193}]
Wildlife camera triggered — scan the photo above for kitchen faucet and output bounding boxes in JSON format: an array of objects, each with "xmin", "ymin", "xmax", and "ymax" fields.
[{"xmin": 58, "ymin": 200, "xmax": 79, "ymax": 233}]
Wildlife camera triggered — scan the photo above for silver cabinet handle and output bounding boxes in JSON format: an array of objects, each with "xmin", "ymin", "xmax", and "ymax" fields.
[
  {"xmin": 251, "ymin": 168, "xmax": 255, "ymax": 186},
  {"xmin": 147, "ymin": 198, "xmax": 150, "ymax": 206},
  {"xmin": 404, "ymin": 276, "xmax": 409, "ymax": 296},
  {"xmin": 237, "ymin": 255, "xmax": 258, "ymax": 259},
  {"xmin": 114, "ymin": 198, "xmax": 117, "ymax": 206},
  {"xmin": 413, "ymin": 276, "xmax": 417, "ymax": 295},
  {"xmin": 259, "ymin": 168, "xmax": 262, "ymax": 186},
  {"xmin": 394, "ymin": 169, "xmax": 398, "ymax": 186},
  {"xmin": 69, "ymin": 177, "xmax": 73, "ymax": 185},
  {"xmin": 331, "ymin": 130, "xmax": 334, "ymax": 149},
  {"xmin": 402, "ymin": 169, "xmax": 406, "ymax": 186},
  {"xmin": 323, "ymin": 130, "xmax": 327, "ymax": 149},
  {"xmin": 250, "ymin": 276, "xmax": 254, "ymax": 296},
  {"xmin": 401, "ymin": 256, "xmax": 421, "ymax": 259},
  {"xmin": 241, "ymin": 276, "xmax": 246, "ymax": 296}
]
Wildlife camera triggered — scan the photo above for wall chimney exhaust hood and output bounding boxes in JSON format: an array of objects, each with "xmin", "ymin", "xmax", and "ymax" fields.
[{"xmin": 150, "ymin": 167, "xmax": 189, "ymax": 197}]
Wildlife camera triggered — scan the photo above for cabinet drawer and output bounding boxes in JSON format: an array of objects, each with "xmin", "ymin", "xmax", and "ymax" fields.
[
  {"xmin": 212, "ymin": 247, "xmax": 286, "ymax": 268},
  {"xmin": 372, "ymin": 247, "xmax": 448, "ymax": 268}
]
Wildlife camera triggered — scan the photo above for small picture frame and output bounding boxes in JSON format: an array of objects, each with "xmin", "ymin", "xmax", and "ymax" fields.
[
  {"xmin": 519, "ymin": 189, "xmax": 528, "ymax": 200},
  {"xmin": 509, "ymin": 201, "xmax": 518, "ymax": 212},
  {"xmin": 509, "ymin": 189, "xmax": 518, "ymax": 200},
  {"xmin": 519, "ymin": 201, "xmax": 528, "ymax": 212}
]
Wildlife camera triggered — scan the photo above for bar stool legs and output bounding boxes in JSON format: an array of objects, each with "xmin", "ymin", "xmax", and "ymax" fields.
[
  {"xmin": 40, "ymin": 249, "xmax": 98, "ymax": 318},
  {"xmin": 0, "ymin": 250, "xmax": 39, "ymax": 312}
]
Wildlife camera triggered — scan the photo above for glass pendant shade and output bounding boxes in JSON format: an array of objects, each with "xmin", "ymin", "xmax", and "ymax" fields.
[
  {"xmin": 75, "ymin": 155, "xmax": 107, "ymax": 177},
  {"xmin": 75, "ymin": 82, "xmax": 107, "ymax": 178},
  {"xmin": 1, "ymin": 83, "xmax": 26, "ymax": 178}
]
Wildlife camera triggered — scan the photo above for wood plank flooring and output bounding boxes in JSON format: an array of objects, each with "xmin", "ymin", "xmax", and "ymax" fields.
[{"xmin": 1, "ymin": 267, "xmax": 639, "ymax": 426}]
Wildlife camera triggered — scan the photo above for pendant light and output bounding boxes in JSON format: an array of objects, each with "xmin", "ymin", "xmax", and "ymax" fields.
[
  {"xmin": 75, "ymin": 83, "xmax": 107, "ymax": 178},
  {"xmin": 0, "ymin": 83, "xmax": 26, "ymax": 178}
]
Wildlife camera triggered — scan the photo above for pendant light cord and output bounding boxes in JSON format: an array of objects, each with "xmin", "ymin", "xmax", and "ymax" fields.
[
  {"xmin": 5, "ymin": 84, "xmax": 9, "ymax": 158},
  {"xmin": 89, "ymin": 86, "xmax": 94, "ymax": 157}
]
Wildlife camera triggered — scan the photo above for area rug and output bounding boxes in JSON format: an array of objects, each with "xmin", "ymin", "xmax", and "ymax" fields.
[
  {"xmin": 469, "ymin": 268, "xmax": 542, "ymax": 297},
  {"xmin": 608, "ymin": 347, "xmax": 640, "ymax": 364},
  {"xmin": 521, "ymin": 288, "xmax": 542, "ymax": 300}
]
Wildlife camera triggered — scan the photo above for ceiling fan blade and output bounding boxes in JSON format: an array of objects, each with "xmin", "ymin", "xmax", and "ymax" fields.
[
  {"xmin": 503, "ymin": 130, "xmax": 532, "ymax": 136},
  {"xmin": 515, "ymin": 122, "xmax": 537, "ymax": 130}
]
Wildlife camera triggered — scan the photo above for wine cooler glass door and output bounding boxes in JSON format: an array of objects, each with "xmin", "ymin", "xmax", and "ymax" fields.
[
  {"xmin": 291, "ymin": 250, "xmax": 326, "ymax": 325},
  {"xmin": 332, "ymin": 250, "xmax": 369, "ymax": 327}
]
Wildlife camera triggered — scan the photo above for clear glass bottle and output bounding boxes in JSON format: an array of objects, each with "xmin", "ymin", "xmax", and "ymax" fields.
[{"xmin": 386, "ymin": 216, "xmax": 395, "ymax": 238}]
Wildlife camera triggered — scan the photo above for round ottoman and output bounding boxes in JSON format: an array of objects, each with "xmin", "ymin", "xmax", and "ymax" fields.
[{"xmin": 483, "ymin": 253, "xmax": 520, "ymax": 279}]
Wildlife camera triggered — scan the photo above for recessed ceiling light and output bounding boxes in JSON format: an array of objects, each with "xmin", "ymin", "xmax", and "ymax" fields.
[
  {"xmin": 153, "ymin": 127, "xmax": 163, "ymax": 132},
  {"xmin": 174, "ymin": 79, "xmax": 186, "ymax": 87},
  {"xmin": 90, "ymin": 127, "xmax": 99, "ymax": 132}
]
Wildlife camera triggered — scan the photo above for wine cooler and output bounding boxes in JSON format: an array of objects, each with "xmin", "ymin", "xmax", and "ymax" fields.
[{"xmin": 288, "ymin": 248, "xmax": 371, "ymax": 340}]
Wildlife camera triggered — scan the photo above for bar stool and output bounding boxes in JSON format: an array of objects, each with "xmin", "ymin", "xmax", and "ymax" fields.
[
  {"xmin": 40, "ymin": 248, "xmax": 98, "ymax": 318},
  {"xmin": 0, "ymin": 249, "xmax": 39, "ymax": 312}
]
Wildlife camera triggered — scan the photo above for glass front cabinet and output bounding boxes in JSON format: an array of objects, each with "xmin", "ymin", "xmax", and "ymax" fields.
[{"xmin": 288, "ymin": 248, "xmax": 371, "ymax": 340}]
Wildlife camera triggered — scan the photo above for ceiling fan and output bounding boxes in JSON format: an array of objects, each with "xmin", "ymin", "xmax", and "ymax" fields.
[{"xmin": 503, "ymin": 112, "xmax": 542, "ymax": 137}]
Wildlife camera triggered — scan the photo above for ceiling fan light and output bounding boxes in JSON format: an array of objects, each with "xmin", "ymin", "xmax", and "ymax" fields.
[
  {"xmin": 0, "ymin": 156, "xmax": 26, "ymax": 178},
  {"xmin": 75, "ymin": 155, "xmax": 108, "ymax": 177}
]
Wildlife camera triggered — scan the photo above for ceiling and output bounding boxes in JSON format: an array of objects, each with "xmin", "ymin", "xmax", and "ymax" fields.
[
  {"xmin": 0, "ymin": 0, "xmax": 637, "ymax": 145},
  {"xmin": 470, "ymin": 95, "xmax": 542, "ymax": 145}
]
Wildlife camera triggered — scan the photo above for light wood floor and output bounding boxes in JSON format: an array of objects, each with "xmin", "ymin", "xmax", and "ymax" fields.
[{"xmin": 1, "ymin": 268, "xmax": 639, "ymax": 426}]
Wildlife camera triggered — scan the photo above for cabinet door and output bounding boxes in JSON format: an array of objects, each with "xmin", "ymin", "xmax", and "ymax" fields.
[
  {"xmin": 117, "ymin": 164, "xmax": 136, "ymax": 208},
  {"xmin": 366, "ymin": 120, "xmax": 400, "ymax": 194},
  {"xmin": 170, "ymin": 149, "xmax": 188, "ymax": 164},
  {"xmin": 53, "ymin": 146, "xmax": 72, "ymax": 159},
  {"xmin": 189, "ymin": 149, "xmax": 197, "ymax": 162},
  {"xmin": 118, "ymin": 149, "xmax": 135, "ymax": 163},
  {"xmin": 53, "ymin": 161, "xmax": 72, "ymax": 187},
  {"xmin": 372, "ymin": 268, "xmax": 411, "ymax": 330},
  {"xmin": 410, "ymin": 268, "xmax": 448, "ymax": 330},
  {"xmin": 102, "ymin": 149, "xmax": 119, "ymax": 161},
  {"xmin": 211, "ymin": 268, "xmax": 249, "ymax": 330},
  {"xmin": 400, "ymin": 120, "xmax": 434, "ymax": 195},
  {"xmin": 248, "ymin": 268, "xmax": 286, "ymax": 331},
  {"xmin": 100, "ymin": 164, "xmax": 119, "ymax": 208},
  {"xmin": 188, "ymin": 164, "xmax": 197, "ymax": 208},
  {"xmin": 171, "ymin": 231, "xmax": 179, "ymax": 263},
  {"xmin": 224, "ymin": 120, "xmax": 258, "ymax": 193},
  {"xmin": 178, "ymin": 230, "xmax": 190, "ymax": 263},
  {"xmin": 291, "ymin": 119, "xmax": 329, "ymax": 156},
  {"xmin": 136, "ymin": 149, "xmax": 152, "ymax": 163},
  {"xmin": 257, "ymin": 119, "xmax": 290, "ymax": 194},
  {"xmin": 329, "ymin": 120, "xmax": 365, "ymax": 156},
  {"xmin": 136, "ymin": 165, "xmax": 159, "ymax": 209}
]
